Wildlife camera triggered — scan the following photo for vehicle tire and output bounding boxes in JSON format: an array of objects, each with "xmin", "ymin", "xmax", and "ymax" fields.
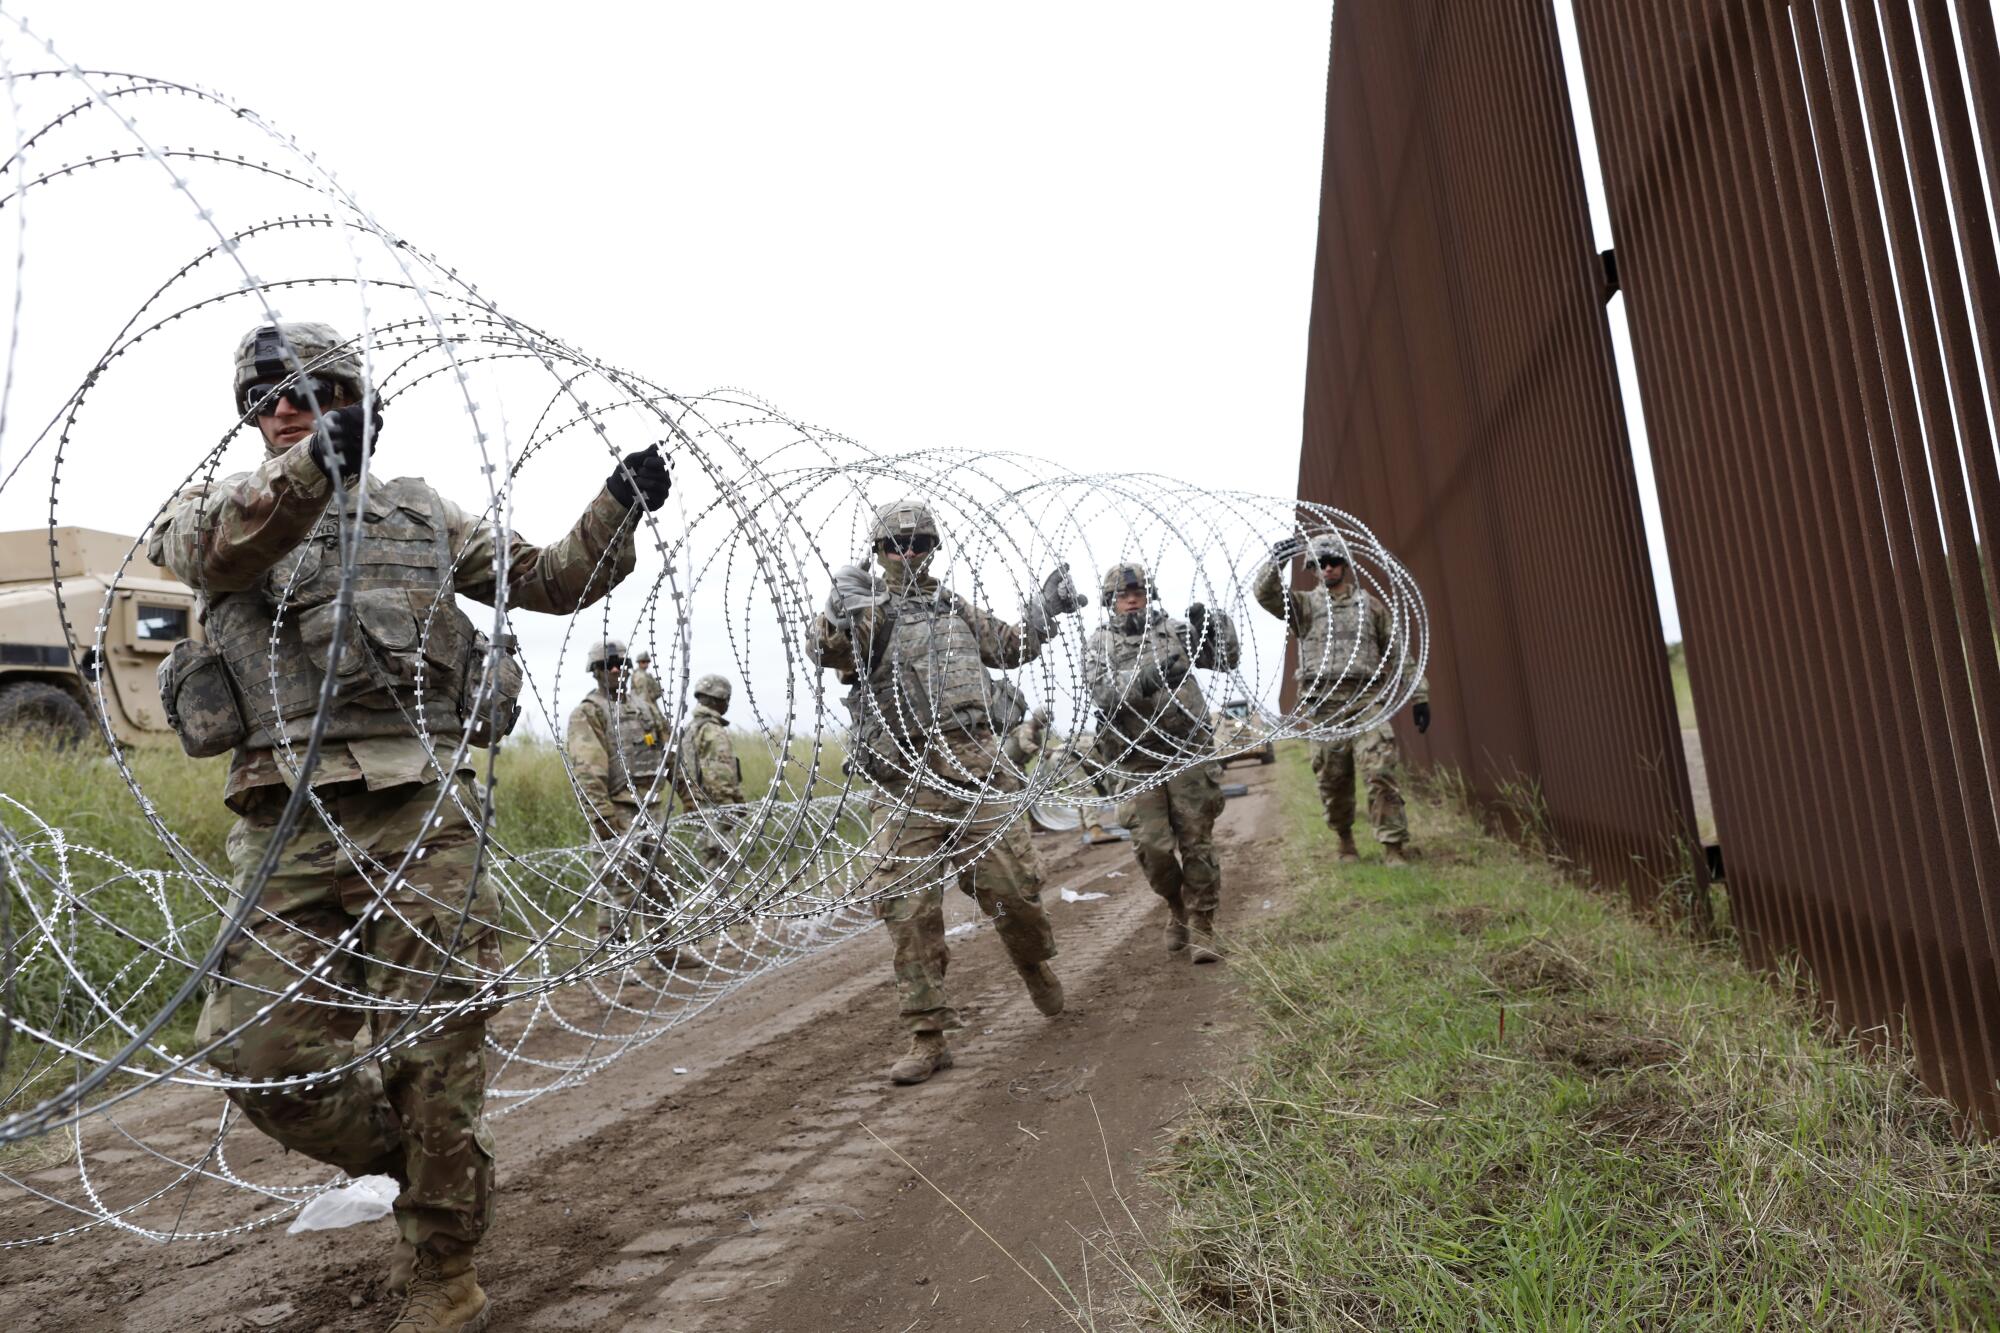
[
  {"xmin": 0, "ymin": 679, "xmax": 91, "ymax": 747},
  {"xmin": 1259, "ymin": 745, "xmax": 1276, "ymax": 765}
]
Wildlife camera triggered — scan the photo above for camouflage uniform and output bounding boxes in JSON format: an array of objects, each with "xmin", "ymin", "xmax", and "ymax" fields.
[
  {"xmin": 813, "ymin": 550, "xmax": 1058, "ymax": 1037},
  {"xmin": 630, "ymin": 658, "xmax": 664, "ymax": 710},
  {"xmin": 675, "ymin": 681, "xmax": 742, "ymax": 874},
  {"xmin": 151, "ymin": 358, "xmax": 638, "ymax": 1263},
  {"xmin": 565, "ymin": 662, "xmax": 673, "ymax": 947},
  {"xmin": 1002, "ymin": 715, "xmax": 1046, "ymax": 770},
  {"xmin": 1254, "ymin": 556, "xmax": 1427, "ymax": 846},
  {"xmin": 1087, "ymin": 577, "xmax": 1226, "ymax": 927}
]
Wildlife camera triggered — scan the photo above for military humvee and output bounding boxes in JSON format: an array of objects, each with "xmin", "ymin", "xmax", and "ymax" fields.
[
  {"xmin": 0, "ymin": 527, "xmax": 199, "ymax": 746},
  {"xmin": 1213, "ymin": 697, "xmax": 1276, "ymax": 766}
]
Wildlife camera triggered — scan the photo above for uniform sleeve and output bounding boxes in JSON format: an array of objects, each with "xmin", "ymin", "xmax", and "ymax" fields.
[
  {"xmin": 1157, "ymin": 617, "xmax": 1194, "ymax": 688},
  {"xmin": 566, "ymin": 698, "xmax": 621, "ymax": 835},
  {"xmin": 699, "ymin": 722, "xmax": 743, "ymax": 803},
  {"xmin": 964, "ymin": 600, "xmax": 1035, "ymax": 669},
  {"xmin": 444, "ymin": 486, "xmax": 639, "ymax": 614},
  {"xmin": 147, "ymin": 444, "xmax": 331, "ymax": 593},
  {"xmin": 811, "ymin": 609, "xmax": 861, "ymax": 678},
  {"xmin": 1252, "ymin": 559, "xmax": 1308, "ymax": 633}
]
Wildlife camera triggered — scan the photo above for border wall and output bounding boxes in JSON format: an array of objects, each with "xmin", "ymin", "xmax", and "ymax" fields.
[{"xmin": 1300, "ymin": 0, "xmax": 2000, "ymax": 1126}]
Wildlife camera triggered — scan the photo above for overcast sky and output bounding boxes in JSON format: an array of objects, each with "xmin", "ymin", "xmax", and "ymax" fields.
[
  {"xmin": 0, "ymin": 1, "xmax": 1692, "ymax": 742},
  {"xmin": 3, "ymin": 1, "xmax": 1334, "ymax": 498},
  {"xmin": 0, "ymin": 2, "xmax": 1399, "ymax": 731}
]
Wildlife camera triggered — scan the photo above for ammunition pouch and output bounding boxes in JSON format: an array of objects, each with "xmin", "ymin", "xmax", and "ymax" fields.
[
  {"xmin": 988, "ymin": 676, "xmax": 1028, "ymax": 740},
  {"xmin": 158, "ymin": 637, "xmax": 248, "ymax": 758}
]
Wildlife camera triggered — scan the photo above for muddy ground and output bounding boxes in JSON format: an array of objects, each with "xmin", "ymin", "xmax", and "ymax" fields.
[{"xmin": 1, "ymin": 762, "xmax": 1292, "ymax": 1331}]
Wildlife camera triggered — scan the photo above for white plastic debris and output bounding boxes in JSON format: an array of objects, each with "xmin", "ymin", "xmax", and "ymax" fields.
[
  {"xmin": 944, "ymin": 922, "xmax": 979, "ymax": 938},
  {"xmin": 673, "ymin": 1066, "xmax": 690, "ymax": 1075},
  {"xmin": 1059, "ymin": 888, "xmax": 1108, "ymax": 903},
  {"xmin": 1105, "ymin": 870, "xmax": 1126, "ymax": 878},
  {"xmin": 287, "ymin": 1175, "xmax": 398, "ymax": 1233}
]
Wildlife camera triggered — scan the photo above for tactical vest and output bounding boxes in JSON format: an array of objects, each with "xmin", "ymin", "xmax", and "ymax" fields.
[
  {"xmin": 1295, "ymin": 588, "xmax": 1382, "ymax": 696},
  {"xmin": 1094, "ymin": 613, "xmax": 1210, "ymax": 767},
  {"xmin": 869, "ymin": 589, "xmax": 995, "ymax": 736},
  {"xmin": 677, "ymin": 710, "xmax": 739, "ymax": 804},
  {"xmin": 843, "ymin": 586, "xmax": 999, "ymax": 781},
  {"xmin": 587, "ymin": 688, "xmax": 664, "ymax": 800},
  {"xmin": 203, "ymin": 478, "xmax": 484, "ymax": 749}
]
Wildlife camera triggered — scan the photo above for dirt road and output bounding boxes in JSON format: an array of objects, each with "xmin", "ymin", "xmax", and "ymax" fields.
[{"xmin": 1, "ymin": 762, "xmax": 1291, "ymax": 1331}]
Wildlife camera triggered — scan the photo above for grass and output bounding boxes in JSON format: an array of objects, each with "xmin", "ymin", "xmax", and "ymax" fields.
[
  {"xmin": 1667, "ymin": 640, "xmax": 1697, "ymax": 731},
  {"xmin": 0, "ymin": 727, "xmax": 851, "ymax": 1108},
  {"xmin": 1122, "ymin": 746, "xmax": 2000, "ymax": 1331}
]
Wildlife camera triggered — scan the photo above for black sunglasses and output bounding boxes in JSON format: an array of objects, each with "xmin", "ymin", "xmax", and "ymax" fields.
[
  {"xmin": 241, "ymin": 375, "xmax": 345, "ymax": 418},
  {"xmin": 1316, "ymin": 555, "xmax": 1348, "ymax": 570},
  {"xmin": 876, "ymin": 534, "xmax": 938, "ymax": 554}
]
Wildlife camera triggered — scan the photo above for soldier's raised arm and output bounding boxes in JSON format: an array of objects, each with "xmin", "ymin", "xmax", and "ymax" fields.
[
  {"xmin": 445, "ymin": 445, "xmax": 669, "ymax": 615},
  {"xmin": 965, "ymin": 561, "xmax": 1086, "ymax": 668},
  {"xmin": 811, "ymin": 563, "xmax": 890, "ymax": 679},
  {"xmin": 1252, "ymin": 538, "xmax": 1310, "ymax": 630},
  {"xmin": 149, "ymin": 441, "xmax": 334, "ymax": 593}
]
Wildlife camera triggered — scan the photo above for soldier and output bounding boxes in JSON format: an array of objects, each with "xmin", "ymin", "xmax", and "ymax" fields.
[
  {"xmin": 675, "ymin": 673, "xmax": 743, "ymax": 873},
  {"xmin": 631, "ymin": 647, "xmax": 664, "ymax": 710},
  {"xmin": 1256, "ymin": 535, "xmax": 1430, "ymax": 863},
  {"xmin": 1087, "ymin": 561, "xmax": 1237, "ymax": 963},
  {"xmin": 151, "ymin": 322, "xmax": 668, "ymax": 1332},
  {"xmin": 812, "ymin": 498, "xmax": 1084, "ymax": 1085},
  {"xmin": 566, "ymin": 638, "xmax": 680, "ymax": 965},
  {"xmin": 1002, "ymin": 706, "xmax": 1051, "ymax": 771}
]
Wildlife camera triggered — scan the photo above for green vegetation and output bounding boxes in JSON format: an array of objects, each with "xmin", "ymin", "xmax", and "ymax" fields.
[
  {"xmin": 1127, "ymin": 748, "xmax": 2000, "ymax": 1330},
  {"xmin": 0, "ymin": 728, "xmax": 852, "ymax": 1097},
  {"xmin": 1667, "ymin": 639, "xmax": 1696, "ymax": 731}
]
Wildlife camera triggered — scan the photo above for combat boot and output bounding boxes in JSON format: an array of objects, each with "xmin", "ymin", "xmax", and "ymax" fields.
[
  {"xmin": 1164, "ymin": 905, "xmax": 1189, "ymax": 953},
  {"xmin": 1382, "ymin": 843, "xmax": 1411, "ymax": 865},
  {"xmin": 888, "ymin": 1032, "xmax": 954, "ymax": 1085},
  {"xmin": 387, "ymin": 1236, "xmax": 415, "ymax": 1297},
  {"xmin": 1019, "ymin": 961, "xmax": 1064, "ymax": 1016},
  {"xmin": 1188, "ymin": 911, "xmax": 1223, "ymax": 964},
  {"xmin": 388, "ymin": 1250, "xmax": 488, "ymax": 1332},
  {"xmin": 1335, "ymin": 829, "xmax": 1360, "ymax": 863}
]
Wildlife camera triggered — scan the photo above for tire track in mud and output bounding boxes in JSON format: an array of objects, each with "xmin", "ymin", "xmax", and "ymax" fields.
[
  {"xmin": 0, "ymin": 764, "xmax": 1290, "ymax": 1332},
  {"xmin": 503, "ymin": 762, "xmax": 1288, "ymax": 1333}
]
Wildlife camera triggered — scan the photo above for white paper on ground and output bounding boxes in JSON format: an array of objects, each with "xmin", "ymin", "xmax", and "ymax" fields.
[
  {"xmin": 287, "ymin": 1175, "xmax": 398, "ymax": 1233},
  {"xmin": 1059, "ymin": 888, "xmax": 1109, "ymax": 903},
  {"xmin": 944, "ymin": 922, "xmax": 979, "ymax": 937}
]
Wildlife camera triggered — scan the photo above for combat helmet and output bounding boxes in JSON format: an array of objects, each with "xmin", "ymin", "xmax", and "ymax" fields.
[
  {"xmin": 586, "ymin": 639, "xmax": 628, "ymax": 672},
  {"xmin": 1030, "ymin": 706, "xmax": 1051, "ymax": 727},
  {"xmin": 232, "ymin": 321, "xmax": 363, "ymax": 415},
  {"xmin": 1100, "ymin": 560, "xmax": 1150, "ymax": 606},
  {"xmin": 1307, "ymin": 535, "xmax": 1348, "ymax": 567},
  {"xmin": 693, "ymin": 673, "xmax": 731, "ymax": 707},
  {"xmin": 870, "ymin": 498, "xmax": 940, "ymax": 548}
]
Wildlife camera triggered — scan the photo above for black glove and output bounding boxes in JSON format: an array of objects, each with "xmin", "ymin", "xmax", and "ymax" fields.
[
  {"xmin": 1413, "ymin": 702, "xmax": 1431, "ymax": 734},
  {"xmin": 1186, "ymin": 603, "xmax": 1207, "ymax": 645},
  {"xmin": 1271, "ymin": 536, "xmax": 1307, "ymax": 562},
  {"xmin": 309, "ymin": 399, "xmax": 382, "ymax": 483},
  {"xmin": 607, "ymin": 445, "xmax": 672, "ymax": 511}
]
